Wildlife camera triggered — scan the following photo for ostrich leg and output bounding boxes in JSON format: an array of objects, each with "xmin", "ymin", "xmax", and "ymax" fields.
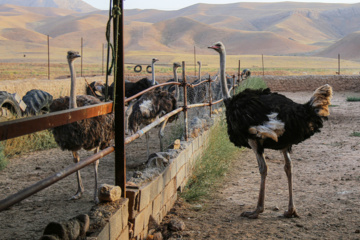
[
  {"xmin": 93, "ymin": 147, "xmax": 100, "ymax": 204},
  {"xmin": 159, "ymin": 118, "xmax": 169, "ymax": 152},
  {"xmin": 241, "ymin": 140, "xmax": 267, "ymax": 219},
  {"xmin": 70, "ymin": 151, "xmax": 84, "ymax": 200},
  {"xmin": 125, "ymin": 101, "xmax": 135, "ymax": 135},
  {"xmin": 146, "ymin": 132, "xmax": 150, "ymax": 159},
  {"xmin": 282, "ymin": 149, "xmax": 299, "ymax": 218}
]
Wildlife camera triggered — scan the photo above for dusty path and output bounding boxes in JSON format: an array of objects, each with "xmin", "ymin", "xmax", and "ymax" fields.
[{"xmin": 162, "ymin": 91, "xmax": 360, "ymax": 239}]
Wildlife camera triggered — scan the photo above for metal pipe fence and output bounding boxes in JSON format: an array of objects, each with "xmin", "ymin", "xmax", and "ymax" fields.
[{"xmin": 0, "ymin": 62, "xmax": 242, "ymax": 212}]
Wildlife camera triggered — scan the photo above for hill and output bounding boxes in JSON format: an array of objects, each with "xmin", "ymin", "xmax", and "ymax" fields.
[
  {"xmin": 316, "ymin": 31, "xmax": 360, "ymax": 61},
  {"xmin": 1, "ymin": 2, "xmax": 360, "ymax": 62}
]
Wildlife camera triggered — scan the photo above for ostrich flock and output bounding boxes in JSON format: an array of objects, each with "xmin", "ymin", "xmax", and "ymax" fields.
[{"xmin": 18, "ymin": 42, "xmax": 332, "ymax": 221}]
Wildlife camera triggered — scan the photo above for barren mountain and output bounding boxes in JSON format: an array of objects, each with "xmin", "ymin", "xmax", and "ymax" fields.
[
  {"xmin": 1, "ymin": 2, "xmax": 360, "ymax": 62},
  {"xmin": 316, "ymin": 31, "xmax": 360, "ymax": 61},
  {"xmin": 0, "ymin": 0, "xmax": 96, "ymax": 13}
]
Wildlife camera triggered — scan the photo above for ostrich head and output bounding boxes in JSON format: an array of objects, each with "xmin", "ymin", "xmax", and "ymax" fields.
[
  {"xmin": 152, "ymin": 58, "xmax": 159, "ymax": 64},
  {"xmin": 173, "ymin": 62, "xmax": 181, "ymax": 69},
  {"xmin": 67, "ymin": 51, "xmax": 81, "ymax": 62},
  {"xmin": 208, "ymin": 42, "xmax": 225, "ymax": 54}
]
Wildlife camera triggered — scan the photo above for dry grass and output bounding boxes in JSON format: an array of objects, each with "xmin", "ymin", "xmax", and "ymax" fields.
[{"xmin": 2, "ymin": 51, "xmax": 360, "ymax": 81}]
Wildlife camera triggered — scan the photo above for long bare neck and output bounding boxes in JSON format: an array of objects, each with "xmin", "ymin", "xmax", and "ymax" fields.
[
  {"xmin": 173, "ymin": 67, "xmax": 179, "ymax": 99},
  {"xmin": 220, "ymin": 50, "xmax": 230, "ymax": 99},
  {"xmin": 152, "ymin": 61, "xmax": 156, "ymax": 85},
  {"xmin": 68, "ymin": 59, "xmax": 77, "ymax": 109},
  {"xmin": 173, "ymin": 67, "xmax": 178, "ymax": 82},
  {"xmin": 198, "ymin": 62, "xmax": 201, "ymax": 80}
]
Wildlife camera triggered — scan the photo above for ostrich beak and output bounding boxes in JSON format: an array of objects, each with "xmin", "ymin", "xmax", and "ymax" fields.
[{"xmin": 208, "ymin": 45, "xmax": 218, "ymax": 50}]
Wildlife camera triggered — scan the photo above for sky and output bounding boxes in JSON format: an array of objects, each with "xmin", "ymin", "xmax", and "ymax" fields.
[{"xmin": 83, "ymin": 0, "xmax": 360, "ymax": 11}]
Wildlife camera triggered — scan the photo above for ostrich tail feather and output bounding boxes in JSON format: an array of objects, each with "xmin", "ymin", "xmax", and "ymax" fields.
[{"xmin": 310, "ymin": 84, "xmax": 333, "ymax": 117}]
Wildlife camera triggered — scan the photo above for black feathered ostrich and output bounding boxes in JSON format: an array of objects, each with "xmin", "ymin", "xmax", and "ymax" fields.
[
  {"xmin": 128, "ymin": 89, "xmax": 177, "ymax": 159},
  {"xmin": 50, "ymin": 51, "xmax": 114, "ymax": 203},
  {"xmin": 209, "ymin": 42, "xmax": 333, "ymax": 219}
]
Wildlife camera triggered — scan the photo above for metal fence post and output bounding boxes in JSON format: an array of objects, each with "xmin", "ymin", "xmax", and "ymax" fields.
[
  {"xmin": 238, "ymin": 60, "xmax": 241, "ymax": 83},
  {"xmin": 81, "ymin": 37, "xmax": 83, "ymax": 77},
  {"xmin": 262, "ymin": 54, "xmax": 264, "ymax": 76},
  {"xmin": 208, "ymin": 74, "xmax": 212, "ymax": 118},
  {"xmin": 232, "ymin": 74, "xmax": 236, "ymax": 96},
  {"xmin": 47, "ymin": 35, "xmax": 50, "ymax": 80},
  {"xmin": 182, "ymin": 61, "xmax": 188, "ymax": 141},
  {"xmin": 113, "ymin": 0, "xmax": 126, "ymax": 198}
]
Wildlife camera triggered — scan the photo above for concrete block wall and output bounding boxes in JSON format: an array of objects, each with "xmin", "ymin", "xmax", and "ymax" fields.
[
  {"xmin": 126, "ymin": 129, "xmax": 210, "ymax": 240},
  {"xmin": 90, "ymin": 127, "xmax": 211, "ymax": 240}
]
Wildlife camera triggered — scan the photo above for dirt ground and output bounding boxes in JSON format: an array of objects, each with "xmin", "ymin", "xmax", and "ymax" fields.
[{"xmin": 0, "ymin": 91, "xmax": 360, "ymax": 240}]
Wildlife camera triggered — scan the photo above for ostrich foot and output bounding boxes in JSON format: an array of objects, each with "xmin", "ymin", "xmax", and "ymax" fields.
[
  {"xmin": 69, "ymin": 191, "xmax": 83, "ymax": 201},
  {"xmin": 284, "ymin": 208, "xmax": 299, "ymax": 218},
  {"xmin": 241, "ymin": 210, "xmax": 262, "ymax": 219}
]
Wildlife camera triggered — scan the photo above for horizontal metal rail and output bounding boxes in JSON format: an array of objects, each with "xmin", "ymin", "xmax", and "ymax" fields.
[
  {"xmin": 125, "ymin": 82, "xmax": 182, "ymax": 103},
  {"xmin": 0, "ymin": 102, "xmax": 113, "ymax": 141},
  {"xmin": 0, "ymin": 146, "xmax": 115, "ymax": 211},
  {"xmin": 125, "ymin": 107, "xmax": 183, "ymax": 144},
  {"xmin": 0, "ymin": 71, "xmax": 239, "ymax": 212},
  {"xmin": 189, "ymin": 79, "xmax": 211, "ymax": 88}
]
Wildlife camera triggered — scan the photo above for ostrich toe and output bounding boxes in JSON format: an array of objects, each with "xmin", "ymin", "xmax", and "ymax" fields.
[
  {"xmin": 283, "ymin": 208, "xmax": 299, "ymax": 218},
  {"xmin": 69, "ymin": 191, "xmax": 83, "ymax": 201},
  {"xmin": 241, "ymin": 210, "xmax": 261, "ymax": 219}
]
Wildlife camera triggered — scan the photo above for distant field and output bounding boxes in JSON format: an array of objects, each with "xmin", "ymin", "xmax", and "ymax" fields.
[{"xmin": 1, "ymin": 51, "xmax": 360, "ymax": 80}]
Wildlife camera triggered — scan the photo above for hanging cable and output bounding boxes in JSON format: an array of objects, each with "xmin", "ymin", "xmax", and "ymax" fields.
[{"xmin": 105, "ymin": 0, "xmax": 121, "ymax": 102}]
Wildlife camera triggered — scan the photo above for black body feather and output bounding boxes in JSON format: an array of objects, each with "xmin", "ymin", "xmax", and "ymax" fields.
[
  {"xmin": 128, "ymin": 89, "xmax": 177, "ymax": 133},
  {"xmin": 224, "ymin": 88, "xmax": 326, "ymax": 153}
]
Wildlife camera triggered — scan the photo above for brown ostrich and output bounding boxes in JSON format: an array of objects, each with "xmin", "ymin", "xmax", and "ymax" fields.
[
  {"xmin": 209, "ymin": 41, "xmax": 332, "ymax": 218},
  {"xmin": 50, "ymin": 51, "xmax": 114, "ymax": 203}
]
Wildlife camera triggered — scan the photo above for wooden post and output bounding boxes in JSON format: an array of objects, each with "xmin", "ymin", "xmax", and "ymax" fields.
[
  {"xmin": 102, "ymin": 43, "xmax": 104, "ymax": 76},
  {"xmin": 182, "ymin": 61, "xmax": 188, "ymax": 141},
  {"xmin": 262, "ymin": 54, "xmax": 264, "ymax": 76},
  {"xmin": 208, "ymin": 75, "xmax": 212, "ymax": 118},
  {"xmin": 47, "ymin": 35, "xmax": 50, "ymax": 80},
  {"xmin": 113, "ymin": 0, "xmax": 126, "ymax": 198},
  {"xmin": 238, "ymin": 60, "xmax": 241, "ymax": 83},
  {"xmin": 81, "ymin": 37, "xmax": 83, "ymax": 77}
]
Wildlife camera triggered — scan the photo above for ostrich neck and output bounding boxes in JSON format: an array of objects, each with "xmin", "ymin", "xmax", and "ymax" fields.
[
  {"xmin": 69, "ymin": 60, "xmax": 77, "ymax": 109},
  {"xmin": 173, "ymin": 67, "xmax": 178, "ymax": 83},
  {"xmin": 198, "ymin": 63, "xmax": 201, "ymax": 80},
  {"xmin": 152, "ymin": 62, "xmax": 156, "ymax": 85},
  {"xmin": 173, "ymin": 67, "xmax": 179, "ymax": 99},
  {"xmin": 220, "ymin": 50, "xmax": 230, "ymax": 99}
]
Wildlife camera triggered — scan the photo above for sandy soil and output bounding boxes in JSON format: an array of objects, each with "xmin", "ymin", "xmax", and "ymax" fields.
[
  {"xmin": 160, "ymin": 91, "xmax": 360, "ymax": 240},
  {"xmin": 0, "ymin": 91, "xmax": 360, "ymax": 239}
]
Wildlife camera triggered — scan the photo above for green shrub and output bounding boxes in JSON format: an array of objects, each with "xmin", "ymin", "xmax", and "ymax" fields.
[
  {"xmin": 350, "ymin": 132, "xmax": 360, "ymax": 137},
  {"xmin": 180, "ymin": 121, "xmax": 242, "ymax": 202},
  {"xmin": 236, "ymin": 77, "xmax": 268, "ymax": 94},
  {"xmin": 347, "ymin": 97, "xmax": 360, "ymax": 102},
  {"xmin": 0, "ymin": 130, "xmax": 57, "ymax": 171},
  {"xmin": 0, "ymin": 142, "xmax": 8, "ymax": 170}
]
